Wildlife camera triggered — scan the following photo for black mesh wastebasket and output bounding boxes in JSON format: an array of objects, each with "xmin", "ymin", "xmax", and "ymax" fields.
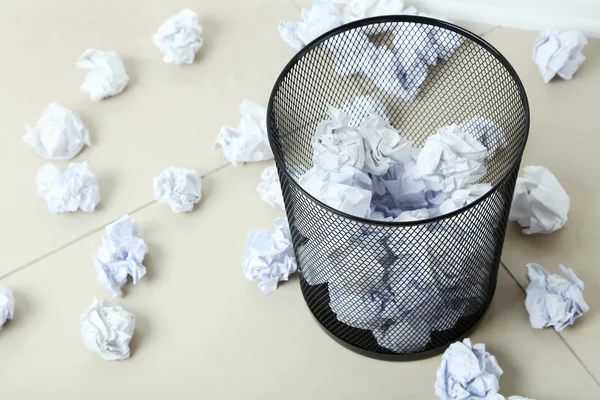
[{"xmin": 267, "ymin": 16, "xmax": 529, "ymax": 360}]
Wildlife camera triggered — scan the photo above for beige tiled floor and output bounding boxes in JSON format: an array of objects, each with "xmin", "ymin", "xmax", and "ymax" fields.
[
  {"xmin": 0, "ymin": 0, "xmax": 297, "ymax": 272},
  {"xmin": 0, "ymin": 1, "xmax": 599, "ymax": 399}
]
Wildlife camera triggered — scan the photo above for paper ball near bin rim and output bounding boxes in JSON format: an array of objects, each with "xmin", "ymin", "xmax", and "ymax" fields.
[{"xmin": 267, "ymin": 16, "xmax": 529, "ymax": 361}]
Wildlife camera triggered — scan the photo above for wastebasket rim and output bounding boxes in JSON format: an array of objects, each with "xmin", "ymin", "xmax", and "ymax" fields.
[{"xmin": 267, "ymin": 15, "xmax": 530, "ymax": 227}]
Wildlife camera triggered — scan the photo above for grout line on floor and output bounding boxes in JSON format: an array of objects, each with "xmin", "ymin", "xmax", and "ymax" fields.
[
  {"xmin": 500, "ymin": 260, "xmax": 600, "ymax": 389},
  {"xmin": 479, "ymin": 25, "xmax": 502, "ymax": 37},
  {"xmin": 0, "ymin": 162, "xmax": 233, "ymax": 282}
]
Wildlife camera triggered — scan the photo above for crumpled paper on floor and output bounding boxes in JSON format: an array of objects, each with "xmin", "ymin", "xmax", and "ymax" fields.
[
  {"xmin": 509, "ymin": 166, "xmax": 570, "ymax": 234},
  {"xmin": 153, "ymin": 167, "xmax": 202, "ymax": 213},
  {"xmin": 460, "ymin": 116, "xmax": 507, "ymax": 159},
  {"xmin": 312, "ymin": 107, "xmax": 365, "ymax": 170},
  {"xmin": 341, "ymin": 0, "xmax": 407, "ymax": 24},
  {"xmin": 23, "ymin": 103, "xmax": 90, "ymax": 160},
  {"xmin": 94, "ymin": 215, "xmax": 148, "ymax": 297},
  {"xmin": 435, "ymin": 338, "xmax": 503, "ymax": 400},
  {"xmin": 77, "ymin": 49, "xmax": 129, "ymax": 101},
  {"xmin": 0, "ymin": 286, "xmax": 15, "ymax": 330},
  {"xmin": 300, "ymin": 165, "xmax": 373, "ymax": 218},
  {"xmin": 257, "ymin": 165, "xmax": 285, "ymax": 210},
  {"xmin": 36, "ymin": 162, "xmax": 101, "ymax": 213},
  {"xmin": 153, "ymin": 9, "xmax": 203, "ymax": 64},
  {"xmin": 414, "ymin": 124, "xmax": 487, "ymax": 191},
  {"xmin": 360, "ymin": 112, "xmax": 413, "ymax": 175},
  {"xmin": 341, "ymin": 95, "xmax": 388, "ymax": 127},
  {"xmin": 525, "ymin": 262, "xmax": 588, "ymax": 332},
  {"xmin": 533, "ymin": 31, "xmax": 587, "ymax": 83},
  {"xmin": 213, "ymin": 100, "xmax": 273, "ymax": 165},
  {"xmin": 80, "ymin": 298, "xmax": 135, "ymax": 361},
  {"xmin": 243, "ymin": 217, "xmax": 297, "ymax": 294},
  {"xmin": 279, "ymin": 0, "xmax": 342, "ymax": 51}
]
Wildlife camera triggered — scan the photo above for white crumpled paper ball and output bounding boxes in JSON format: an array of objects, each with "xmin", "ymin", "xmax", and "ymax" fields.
[
  {"xmin": 533, "ymin": 31, "xmax": 587, "ymax": 83},
  {"xmin": 509, "ymin": 166, "xmax": 570, "ymax": 235},
  {"xmin": 94, "ymin": 215, "xmax": 148, "ymax": 297},
  {"xmin": 341, "ymin": 0, "xmax": 406, "ymax": 24},
  {"xmin": 35, "ymin": 162, "xmax": 101, "ymax": 213},
  {"xmin": 415, "ymin": 124, "xmax": 487, "ymax": 192},
  {"xmin": 525, "ymin": 263, "xmax": 588, "ymax": 332},
  {"xmin": 279, "ymin": 0, "xmax": 342, "ymax": 51},
  {"xmin": 340, "ymin": 95, "xmax": 388, "ymax": 127},
  {"xmin": 435, "ymin": 338, "xmax": 503, "ymax": 400},
  {"xmin": 0, "ymin": 286, "xmax": 15, "ymax": 330},
  {"xmin": 299, "ymin": 164, "xmax": 373, "ymax": 218},
  {"xmin": 23, "ymin": 103, "xmax": 90, "ymax": 160},
  {"xmin": 242, "ymin": 217, "xmax": 297, "ymax": 294},
  {"xmin": 153, "ymin": 9, "xmax": 204, "ymax": 64},
  {"xmin": 153, "ymin": 167, "xmax": 202, "ymax": 213},
  {"xmin": 359, "ymin": 112, "xmax": 413, "ymax": 175},
  {"xmin": 213, "ymin": 100, "xmax": 273, "ymax": 165},
  {"xmin": 257, "ymin": 165, "xmax": 285, "ymax": 210},
  {"xmin": 460, "ymin": 116, "xmax": 507, "ymax": 160},
  {"xmin": 312, "ymin": 107, "xmax": 365, "ymax": 171},
  {"xmin": 77, "ymin": 49, "xmax": 130, "ymax": 101},
  {"xmin": 80, "ymin": 298, "xmax": 135, "ymax": 361}
]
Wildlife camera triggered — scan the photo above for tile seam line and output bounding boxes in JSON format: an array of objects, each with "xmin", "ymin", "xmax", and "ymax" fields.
[
  {"xmin": 479, "ymin": 25, "xmax": 502, "ymax": 37},
  {"xmin": 0, "ymin": 162, "xmax": 234, "ymax": 282},
  {"xmin": 500, "ymin": 259, "xmax": 600, "ymax": 389}
]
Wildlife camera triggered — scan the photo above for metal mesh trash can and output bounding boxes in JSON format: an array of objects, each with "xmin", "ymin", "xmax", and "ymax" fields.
[{"xmin": 267, "ymin": 16, "xmax": 529, "ymax": 360}]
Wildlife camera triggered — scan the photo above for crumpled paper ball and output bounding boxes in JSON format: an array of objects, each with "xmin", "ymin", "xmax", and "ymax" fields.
[
  {"xmin": 76, "ymin": 49, "xmax": 129, "ymax": 101},
  {"xmin": 509, "ymin": 166, "xmax": 570, "ymax": 235},
  {"xmin": 437, "ymin": 183, "xmax": 492, "ymax": 216},
  {"xmin": 35, "ymin": 162, "xmax": 101, "ymax": 213},
  {"xmin": 414, "ymin": 124, "xmax": 487, "ymax": 192},
  {"xmin": 533, "ymin": 31, "xmax": 587, "ymax": 83},
  {"xmin": 94, "ymin": 215, "xmax": 148, "ymax": 297},
  {"xmin": 257, "ymin": 165, "xmax": 285, "ymax": 210},
  {"xmin": 435, "ymin": 338, "xmax": 503, "ymax": 400},
  {"xmin": 325, "ymin": 29, "xmax": 376, "ymax": 76},
  {"xmin": 299, "ymin": 164, "xmax": 373, "ymax": 218},
  {"xmin": 341, "ymin": 0, "xmax": 406, "ymax": 24},
  {"xmin": 372, "ymin": 247, "xmax": 451, "ymax": 353},
  {"xmin": 525, "ymin": 262, "xmax": 588, "ymax": 332},
  {"xmin": 329, "ymin": 283, "xmax": 386, "ymax": 330},
  {"xmin": 153, "ymin": 167, "xmax": 202, "ymax": 213},
  {"xmin": 359, "ymin": 112, "xmax": 413, "ymax": 175},
  {"xmin": 0, "ymin": 286, "xmax": 15, "ymax": 330},
  {"xmin": 460, "ymin": 116, "xmax": 507, "ymax": 159},
  {"xmin": 328, "ymin": 231, "xmax": 391, "ymax": 329},
  {"xmin": 362, "ymin": 22, "xmax": 461, "ymax": 99},
  {"xmin": 213, "ymin": 100, "xmax": 273, "ymax": 165},
  {"xmin": 152, "ymin": 9, "xmax": 204, "ymax": 64},
  {"xmin": 242, "ymin": 217, "xmax": 297, "ymax": 294},
  {"xmin": 341, "ymin": 95, "xmax": 388, "ymax": 127},
  {"xmin": 312, "ymin": 107, "xmax": 365, "ymax": 170},
  {"xmin": 279, "ymin": 0, "xmax": 342, "ymax": 51},
  {"xmin": 23, "ymin": 103, "xmax": 90, "ymax": 160},
  {"xmin": 80, "ymin": 298, "xmax": 135, "ymax": 361}
]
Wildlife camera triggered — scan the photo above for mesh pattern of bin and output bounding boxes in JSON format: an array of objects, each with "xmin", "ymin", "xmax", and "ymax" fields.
[{"xmin": 267, "ymin": 16, "xmax": 529, "ymax": 360}]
